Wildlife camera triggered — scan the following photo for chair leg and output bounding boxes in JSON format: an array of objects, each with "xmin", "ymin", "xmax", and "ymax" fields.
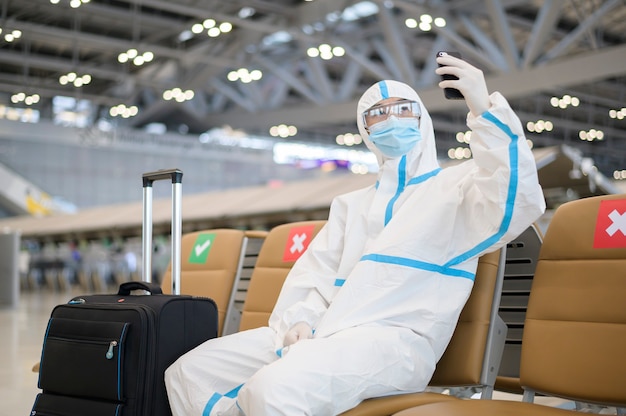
[
  {"xmin": 522, "ymin": 389, "xmax": 535, "ymax": 403},
  {"xmin": 479, "ymin": 385, "xmax": 494, "ymax": 400}
]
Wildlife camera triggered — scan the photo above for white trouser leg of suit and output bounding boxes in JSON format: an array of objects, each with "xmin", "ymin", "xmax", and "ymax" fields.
[
  {"xmin": 165, "ymin": 327, "xmax": 279, "ymax": 416},
  {"xmin": 166, "ymin": 325, "xmax": 435, "ymax": 416}
]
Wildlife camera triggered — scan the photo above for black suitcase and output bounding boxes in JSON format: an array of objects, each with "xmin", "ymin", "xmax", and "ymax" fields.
[{"xmin": 32, "ymin": 169, "xmax": 218, "ymax": 416}]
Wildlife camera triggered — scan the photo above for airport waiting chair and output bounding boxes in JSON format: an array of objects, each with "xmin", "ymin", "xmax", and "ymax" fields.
[
  {"xmin": 237, "ymin": 220, "xmax": 327, "ymax": 331},
  {"xmin": 161, "ymin": 228, "xmax": 264, "ymax": 336},
  {"xmin": 392, "ymin": 194, "xmax": 626, "ymax": 416},
  {"xmin": 340, "ymin": 248, "xmax": 507, "ymax": 415},
  {"xmin": 496, "ymin": 223, "xmax": 543, "ymax": 394}
]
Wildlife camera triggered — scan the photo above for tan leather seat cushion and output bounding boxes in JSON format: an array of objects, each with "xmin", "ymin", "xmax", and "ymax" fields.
[
  {"xmin": 341, "ymin": 392, "xmax": 459, "ymax": 416},
  {"xmin": 393, "ymin": 399, "xmax": 581, "ymax": 416}
]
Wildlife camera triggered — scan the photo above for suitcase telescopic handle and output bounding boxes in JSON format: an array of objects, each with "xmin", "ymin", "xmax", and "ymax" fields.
[
  {"xmin": 142, "ymin": 169, "xmax": 183, "ymax": 187},
  {"xmin": 142, "ymin": 169, "xmax": 183, "ymax": 295}
]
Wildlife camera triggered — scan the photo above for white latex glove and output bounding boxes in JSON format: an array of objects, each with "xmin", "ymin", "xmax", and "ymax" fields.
[
  {"xmin": 435, "ymin": 52, "xmax": 491, "ymax": 117},
  {"xmin": 283, "ymin": 322, "xmax": 313, "ymax": 347}
]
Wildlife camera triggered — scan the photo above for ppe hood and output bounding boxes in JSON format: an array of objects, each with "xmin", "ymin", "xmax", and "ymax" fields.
[{"xmin": 357, "ymin": 80, "xmax": 440, "ymax": 177}]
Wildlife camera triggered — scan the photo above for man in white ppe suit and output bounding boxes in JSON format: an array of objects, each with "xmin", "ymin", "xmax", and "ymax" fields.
[{"xmin": 165, "ymin": 53, "xmax": 545, "ymax": 415}]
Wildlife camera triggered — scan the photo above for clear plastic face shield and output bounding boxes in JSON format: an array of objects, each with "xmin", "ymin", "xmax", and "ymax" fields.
[{"xmin": 362, "ymin": 99, "xmax": 421, "ymax": 131}]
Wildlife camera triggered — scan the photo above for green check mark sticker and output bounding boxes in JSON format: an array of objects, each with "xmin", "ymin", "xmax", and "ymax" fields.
[{"xmin": 188, "ymin": 233, "xmax": 216, "ymax": 264}]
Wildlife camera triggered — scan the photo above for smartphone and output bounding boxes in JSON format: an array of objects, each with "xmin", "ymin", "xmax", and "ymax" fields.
[{"xmin": 437, "ymin": 51, "xmax": 464, "ymax": 100}]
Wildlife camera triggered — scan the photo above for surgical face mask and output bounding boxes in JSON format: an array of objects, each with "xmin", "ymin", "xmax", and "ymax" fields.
[{"xmin": 367, "ymin": 116, "xmax": 421, "ymax": 158}]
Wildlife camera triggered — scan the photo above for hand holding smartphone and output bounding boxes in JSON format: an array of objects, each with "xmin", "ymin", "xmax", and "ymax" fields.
[{"xmin": 437, "ymin": 51, "xmax": 464, "ymax": 100}]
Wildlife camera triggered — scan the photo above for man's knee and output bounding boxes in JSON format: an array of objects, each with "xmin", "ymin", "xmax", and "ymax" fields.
[{"xmin": 237, "ymin": 361, "xmax": 299, "ymax": 412}]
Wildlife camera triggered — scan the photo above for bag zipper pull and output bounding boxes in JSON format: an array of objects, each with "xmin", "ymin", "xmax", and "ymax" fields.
[{"xmin": 106, "ymin": 340, "xmax": 118, "ymax": 359}]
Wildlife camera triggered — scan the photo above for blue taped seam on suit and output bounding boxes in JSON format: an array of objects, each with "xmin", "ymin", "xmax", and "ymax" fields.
[
  {"xmin": 117, "ymin": 323, "xmax": 129, "ymax": 401},
  {"xmin": 385, "ymin": 164, "xmax": 441, "ymax": 226},
  {"xmin": 407, "ymin": 168, "xmax": 441, "ymax": 186},
  {"xmin": 204, "ymin": 393, "xmax": 221, "ymax": 415},
  {"xmin": 360, "ymin": 253, "xmax": 475, "ymax": 280},
  {"xmin": 334, "ymin": 278, "xmax": 346, "ymax": 287},
  {"xmin": 382, "ymin": 166, "xmax": 442, "ymax": 225},
  {"xmin": 385, "ymin": 155, "xmax": 407, "ymax": 225},
  {"xmin": 379, "ymin": 81, "xmax": 389, "ymax": 99},
  {"xmin": 203, "ymin": 385, "xmax": 243, "ymax": 415},
  {"xmin": 443, "ymin": 111, "xmax": 520, "ymax": 267}
]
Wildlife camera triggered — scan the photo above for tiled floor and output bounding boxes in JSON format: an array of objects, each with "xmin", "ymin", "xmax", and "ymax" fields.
[
  {"xmin": 1, "ymin": 290, "xmax": 617, "ymax": 416},
  {"xmin": 0, "ymin": 289, "xmax": 83, "ymax": 416}
]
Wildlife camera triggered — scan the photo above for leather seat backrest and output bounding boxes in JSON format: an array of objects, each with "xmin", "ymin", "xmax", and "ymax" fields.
[
  {"xmin": 162, "ymin": 229, "xmax": 247, "ymax": 336},
  {"xmin": 430, "ymin": 248, "xmax": 503, "ymax": 386},
  {"xmin": 520, "ymin": 194, "xmax": 626, "ymax": 406},
  {"xmin": 238, "ymin": 220, "xmax": 327, "ymax": 331}
]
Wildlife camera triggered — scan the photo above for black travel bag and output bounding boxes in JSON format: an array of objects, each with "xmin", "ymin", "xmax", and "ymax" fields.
[{"xmin": 31, "ymin": 169, "xmax": 218, "ymax": 416}]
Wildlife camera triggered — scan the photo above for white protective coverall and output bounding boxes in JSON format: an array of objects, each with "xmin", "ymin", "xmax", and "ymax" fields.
[{"xmin": 165, "ymin": 80, "xmax": 546, "ymax": 416}]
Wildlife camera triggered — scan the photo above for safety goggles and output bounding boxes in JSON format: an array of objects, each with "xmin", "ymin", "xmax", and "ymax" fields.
[{"xmin": 362, "ymin": 99, "xmax": 421, "ymax": 129}]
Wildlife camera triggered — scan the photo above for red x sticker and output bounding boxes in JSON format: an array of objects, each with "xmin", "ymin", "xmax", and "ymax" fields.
[
  {"xmin": 283, "ymin": 225, "xmax": 316, "ymax": 262},
  {"xmin": 593, "ymin": 199, "xmax": 626, "ymax": 248}
]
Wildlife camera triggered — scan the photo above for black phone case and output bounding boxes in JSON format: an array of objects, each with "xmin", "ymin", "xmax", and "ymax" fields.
[{"xmin": 437, "ymin": 51, "xmax": 465, "ymax": 100}]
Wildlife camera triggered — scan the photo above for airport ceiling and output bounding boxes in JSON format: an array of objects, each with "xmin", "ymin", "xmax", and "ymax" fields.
[{"xmin": 1, "ymin": 0, "xmax": 625, "ymax": 177}]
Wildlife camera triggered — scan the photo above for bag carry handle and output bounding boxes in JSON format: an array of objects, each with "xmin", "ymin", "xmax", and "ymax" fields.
[{"xmin": 118, "ymin": 281, "xmax": 163, "ymax": 296}]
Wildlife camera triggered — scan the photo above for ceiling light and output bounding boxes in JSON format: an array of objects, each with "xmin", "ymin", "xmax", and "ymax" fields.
[
  {"xmin": 227, "ymin": 68, "xmax": 263, "ymax": 83},
  {"xmin": 269, "ymin": 124, "xmax": 297, "ymax": 138},
  {"xmin": 336, "ymin": 133, "xmax": 363, "ymax": 146},
  {"xmin": 448, "ymin": 146, "xmax": 472, "ymax": 160},
  {"xmin": 405, "ymin": 19, "xmax": 417, "ymax": 29},
  {"xmin": 262, "ymin": 31, "xmax": 293, "ymax": 47},
  {"xmin": 405, "ymin": 13, "xmax": 446, "ymax": 31},
  {"xmin": 308, "ymin": 44, "xmax": 345, "ymax": 60},
  {"xmin": 341, "ymin": 2, "xmax": 379, "ymax": 22},
  {"xmin": 1, "ymin": 27, "xmax": 22, "ymax": 43},
  {"xmin": 49, "ymin": 0, "xmax": 89, "ymax": 6},
  {"xmin": 110, "ymin": 104, "xmax": 139, "ymax": 118},
  {"xmin": 579, "ymin": 128, "xmax": 604, "ymax": 141},
  {"xmin": 527, "ymin": 119, "xmax": 553, "ymax": 133},
  {"xmin": 455, "ymin": 131, "xmax": 472, "ymax": 143},
  {"xmin": 219, "ymin": 22, "xmax": 233, "ymax": 33},
  {"xmin": 14, "ymin": 94, "xmax": 40, "ymax": 106},
  {"xmin": 163, "ymin": 88, "xmax": 194, "ymax": 102},
  {"xmin": 434, "ymin": 17, "xmax": 447, "ymax": 27},
  {"xmin": 118, "ymin": 49, "xmax": 155, "ymax": 66},
  {"xmin": 550, "ymin": 94, "xmax": 580, "ymax": 109},
  {"xmin": 238, "ymin": 7, "xmax": 256, "ymax": 19},
  {"xmin": 59, "ymin": 72, "xmax": 91, "ymax": 88},
  {"xmin": 609, "ymin": 108, "xmax": 626, "ymax": 120}
]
